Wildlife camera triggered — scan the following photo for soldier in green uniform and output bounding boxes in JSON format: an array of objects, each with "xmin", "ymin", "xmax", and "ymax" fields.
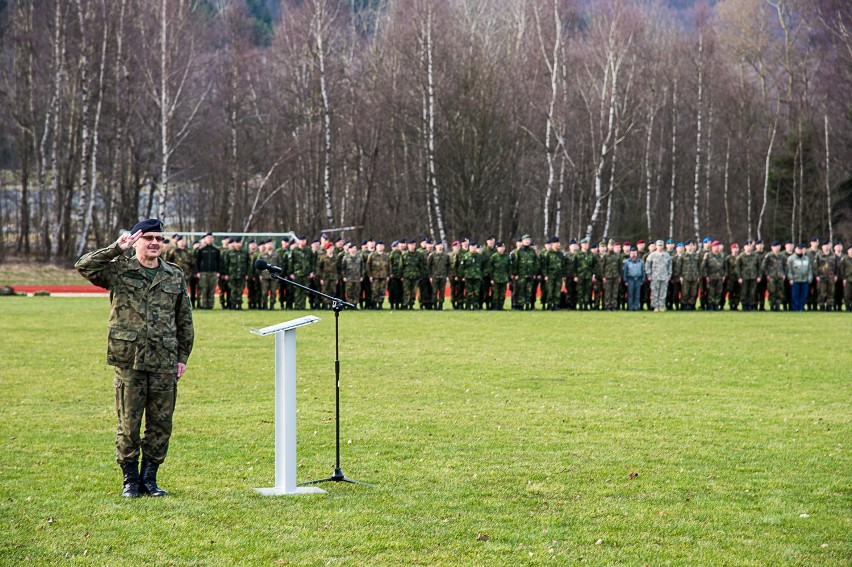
[
  {"xmin": 402, "ymin": 239, "xmax": 424, "ymax": 309},
  {"xmin": 480, "ymin": 236, "xmax": 497, "ymax": 309},
  {"xmin": 542, "ymin": 237, "xmax": 566, "ymax": 310},
  {"xmin": 637, "ymin": 240, "xmax": 651, "ymax": 310},
  {"xmin": 461, "ymin": 241, "xmax": 484, "ymax": 309},
  {"xmin": 564, "ymin": 239, "xmax": 578, "ymax": 309},
  {"xmin": 223, "ymin": 238, "xmax": 250, "ymax": 310},
  {"xmin": 428, "ymin": 241, "xmax": 451, "ymax": 310},
  {"xmin": 341, "ymin": 245, "xmax": 365, "ymax": 306},
  {"xmin": 490, "ymin": 241, "xmax": 510, "ymax": 310},
  {"xmin": 512, "ymin": 234, "xmax": 539, "ymax": 310},
  {"xmin": 316, "ymin": 242, "xmax": 340, "ymax": 309},
  {"xmin": 735, "ymin": 240, "xmax": 761, "ymax": 311},
  {"xmin": 702, "ymin": 240, "xmax": 727, "ymax": 310},
  {"xmin": 805, "ymin": 237, "xmax": 821, "ymax": 310},
  {"xmin": 833, "ymin": 243, "xmax": 845, "ymax": 310},
  {"xmin": 218, "ymin": 237, "xmax": 232, "ymax": 309},
  {"xmin": 388, "ymin": 240, "xmax": 405, "ymax": 310},
  {"xmin": 591, "ymin": 241, "xmax": 605, "ymax": 310},
  {"xmin": 575, "ymin": 238, "xmax": 594, "ymax": 310},
  {"xmin": 782, "ymin": 240, "xmax": 795, "ymax": 310},
  {"xmin": 841, "ymin": 244, "xmax": 852, "ymax": 311},
  {"xmin": 699, "ymin": 237, "xmax": 713, "ymax": 310},
  {"xmin": 677, "ymin": 240, "xmax": 701, "ymax": 310},
  {"xmin": 259, "ymin": 240, "xmax": 280, "ymax": 310},
  {"xmin": 308, "ymin": 239, "xmax": 321, "ymax": 310},
  {"xmin": 449, "ymin": 240, "xmax": 464, "ymax": 310},
  {"xmin": 276, "ymin": 239, "xmax": 292, "ymax": 310},
  {"xmin": 289, "ymin": 236, "xmax": 313, "ymax": 310},
  {"xmin": 601, "ymin": 239, "xmax": 622, "ymax": 311},
  {"xmin": 168, "ymin": 235, "xmax": 196, "ymax": 305},
  {"xmin": 814, "ymin": 240, "xmax": 837, "ymax": 311},
  {"xmin": 75, "ymin": 218, "xmax": 194, "ymax": 498},
  {"xmin": 753, "ymin": 240, "xmax": 767, "ymax": 310},
  {"xmin": 246, "ymin": 240, "xmax": 261, "ymax": 309},
  {"xmin": 417, "ymin": 238, "xmax": 434, "ymax": 309},
  {"xmin": 366, "ymin": 240, "xmax": 390, "ymax": 309},
  {"xmin": 761, "ymin": 240, "xmax": 787, "ymax": 312},
  {"xmin": 724, "ymin": 243, "xmax": 740, "ymax": 310},
  {"xmin": 195, "ymin": 232, "xmax": 220, "ymax": 310}
]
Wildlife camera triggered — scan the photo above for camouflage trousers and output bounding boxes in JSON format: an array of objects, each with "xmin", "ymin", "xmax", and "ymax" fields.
[
  {"xmin": 450, "ymin": 278, "xmax": 465, "ymax": 308},
  {"xmin": 372, "ymin": 278, "xmax": 388, "ymax": 308},
  {"xmin": 767, "ymin": 277, "xmax": 785, "ymax": 308},
  {"xmin": 198, "ymin": 272, "xmax": 218, "ymax": 309},
  {"xmin": 292, "ymin": 275, "xmax": 310, "ymax": 309},
  {"xmin": 817, "ymin": 278, "xmax": 835, "ymax": 308},
  {"xmin": 260, "ymin": 278, "xmax": 278, "ymax": 309},
  {"xmin": 740, "ymin": 279, "xmax": 757, "ymax": 307},
  {"xmin": 576, "ymin": 277, "xmax": 592, "ymax": 309},
  {"xmin": 492, "ymin": 281, "xmax": 508, "ymax": 309},
  {"xmin": 603, "ymin": 278, "xmax": 620, "ymax": 310},
  {"xmin": 465, "ymin": 278, "xmax": 481, "ymax": 309},
  {"xmin": 707, "ymin": 279, "xmax": 724, "ymax": 308},
  {"xmin": 246, "ymin": 275, "xmax": 260, "ymax": 308},
  {"xmin": 514, "ymin": 277, "xmax": 535, "ymax": 308},
  {"xmin": 431, "ymin": 277, "xmax": 446, "ymax": 308},
  {"xmin": 650, "ymin": 279, "xmax": 668, "ymax": 310},
  {"xmin": 228, "ymin": 276, "xmax": 246, "ymax": 308},
  {"xmin": 545, "ymin": 277, "xmax": 563, "ymax": 308},
  {"xmin": 344, "ymin": 280, "xmax": 361, "ymax": 305},
  {"xmin": 114, "ymin": 367, "xmax": 176, "ymax": 465},
  {"xmin": 681, "ymin": 279, "xmax": 699, "ymax": 307},
  {"xmin": 844, "ymin": 280, "xmax": 852, "ymax": 310},
  {"xmin": 403, "ymin": 278, "xmax": 419, "ymax": 307}
]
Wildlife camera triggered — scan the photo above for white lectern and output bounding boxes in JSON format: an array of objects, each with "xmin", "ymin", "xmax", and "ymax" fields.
[{"xmin": 250, "ymin": 316, "xmax": 325, "ymax": 496}]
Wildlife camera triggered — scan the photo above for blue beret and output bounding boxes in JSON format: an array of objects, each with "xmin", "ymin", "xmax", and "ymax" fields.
[
  {"xmin": 130, "ymin": 218, "xmax": 163, "ymax": 234},
  {"xmin": 666, "ymin": 238, "xmax": 674, "ymax": 244},
  {"xmin": 676, "ymin": 242, "xmax": 684, "ymax": 247},
  {"xmin": 702, "ymin": 237, "xmax": 712, "ymax": 244}
]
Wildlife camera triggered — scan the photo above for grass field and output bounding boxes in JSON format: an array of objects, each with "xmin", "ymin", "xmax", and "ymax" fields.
[{"xmin": 0, "ymin": 297, "xmax": 849, "ymax": 565}]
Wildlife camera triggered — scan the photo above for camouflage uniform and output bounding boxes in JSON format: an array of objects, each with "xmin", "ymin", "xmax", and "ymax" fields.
[
  {"xmin": 75, "ymin": 243, "xmax": 194, "ymax": 467},
  {"xmin": 169, "ymin": 246, "xmax": 196, "ymax": 307},
  {"xmin": 218, "ymin": 245, "xmax": 232, "ymax": 309},
  {"xmin": 761, "ymin": 251, "xmax": 786, "ymax": 311},
  {"xmin": 427, "ymin": 250, "xmax": 451, "ymax": 310},
  {"xmin": 461, "ymin": 250, "xmax": 484, "ymax": 309},
  {"xmin": 259, "ymin": 247, "xmax": 280, "ymax": 309},
  {"xmin": 601, "ymin": 249, "xmax": 622, "ymax": 311},
  {"xmin": 316, "ymin": 251, "xmax": 340, "ymax": 308},
  {"xmin": 645, "ymin": 250, "xmax": 672, "ymax": 311},
  {"xmin": 489, "ymin": 252, "xmax": 510, "ymax": 310},
  {"xmin": 542, "ymin": 247, "xmax": 565, "ymax": 310},
  {"xmin": 677, "ymin": 250, "xmax": 701, "ymax": 310},
  {"xmin": 388, "ymin": 245, "xmax": 405, "ymax": 309},
  {"xmin": 195, "ymin": 242, "xmax": 221, "ymax": 309},
  {"xmin": 367, "ymin": 250, "xmax": 390, "ymax": 309},
  {"xmin": 341, "ymin": 252, "xmax": 365, "ymax": 306},
  {"xmin": 402, "ymin": 247, "xmax": 424, "ymax": 309},
  {"xmin": 289, "ymin": 246, "xmax": 312, "ymax": 310},
  {"xmin": 736, "ymin": 251, "xmax": 761, "ymax": 311},
  {"xmin": 814, "ymin": 251, "xmax": 838, "ymax": 311},
  {"xmin": 246, "ymin": 245, "xmax": 262, "ymax": 309},
  {"xmin": 450, "ymin": 247, "xmax": 467, "ymax": 310},
  {"xmin": 512, "ymin": 246, "xmax": 539, "ymax": 310},
  {"xmin": 702, "ymin": 252, "xmax": 727, "ymax": 310},
  {"xmin": 840, "ymin": 253, "xmax": 852, "ymax": 311},
  {"xmin": 223, "ymin": 246, "xmax": 250, "ymax": 309},
  {"xmin": 575, "ymin": 250, "xmax": 595, "ymax": 310}
]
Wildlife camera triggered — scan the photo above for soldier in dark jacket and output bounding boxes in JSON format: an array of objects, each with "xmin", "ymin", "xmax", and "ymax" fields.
[{"xmin": 76, "ymin": 218, "xmax": 194, "ymax": 499}]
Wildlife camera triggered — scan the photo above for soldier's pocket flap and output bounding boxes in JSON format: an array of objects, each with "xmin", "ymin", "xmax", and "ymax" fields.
[
  {"xmin": 121, "ymin": 275, "xmax": 146, "ymax": 288},
  {"xmin": 161, "ymin": 337, "xmax": 178, "ymax": 348},
  {"xmin": 109, "ymin": 328, "xmax": 138, "ymax": 341},
  {"xmin": 161, "ymin": 283, "xmax": 181, "ymax": 294}
]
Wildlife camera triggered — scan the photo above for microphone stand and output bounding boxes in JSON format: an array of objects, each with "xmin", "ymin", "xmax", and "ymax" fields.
[{"xmin": 266, "ymin": 271, "xmax": 371, "ymax": 487}]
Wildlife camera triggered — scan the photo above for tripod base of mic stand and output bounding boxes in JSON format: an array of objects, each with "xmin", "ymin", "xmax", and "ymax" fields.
[{"xmin": 299, "ymin": 468, "xmax": 373, "ymax": 487}]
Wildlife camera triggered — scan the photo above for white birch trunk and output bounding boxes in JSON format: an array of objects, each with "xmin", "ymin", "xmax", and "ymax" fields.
[
  {"xmin": 74, "ymin": 0, "xmax": 92, "ymax": 252},
  {"xmin": 723, "ymin": 136, "xmax": 732, "ymax": 243},
  {"xmin": 644, "ymin": 109, "xmax": 656, "ymax": 238},
  {"xmin": 824, "ymin": 111, "xmax": 832, "ymax": 241},
  {"xmin": 313, "ymin": 0, "xmax": 335, "ymax": 228},
  {"xmin": 425, "ymin": 7, "xmax": 445, "ymax": 243},
  {"xmin": 584, "ymin": 57, "xmax": 613, "ymax": 240},
  {"xmin": 691, "ymin": 33, "xmax": 703, "ymax": 243},
  {"xmin": 537, "ymin": 0, "xmax": 561, "ymax": 238},
  {"xmin": 158, "ymin": 0, "xmax": 169, "ymax": 219},
  {"xmin": 756, "ymin": 116, "xmax": 777, "ymax": 241},
  {"xmin": 603, "ymin": 122, "xmax": 619, "ymax": 238},
  {"xmin": 669, "ymin": 80, "xmax": 677, "ymax": 238}
]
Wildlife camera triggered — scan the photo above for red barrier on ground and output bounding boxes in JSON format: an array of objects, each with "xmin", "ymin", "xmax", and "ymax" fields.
[{"xmin": 14, "ymin": 284, "xmax": 108, "ymax": 294}]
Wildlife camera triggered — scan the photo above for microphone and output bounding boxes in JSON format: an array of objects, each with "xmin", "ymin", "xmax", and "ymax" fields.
[{"xmin": 254, "ymin": 259, "xmax": 285, "ymax": 273}]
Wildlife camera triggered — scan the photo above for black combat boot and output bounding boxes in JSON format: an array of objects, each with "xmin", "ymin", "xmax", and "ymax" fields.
[
  {"xmin": 140, "ymin": 459, "xmax": 168, "ymax": 497},
  {"xmin": 120, "ymin": 460, "xmax": 141, "ymax": 498}
]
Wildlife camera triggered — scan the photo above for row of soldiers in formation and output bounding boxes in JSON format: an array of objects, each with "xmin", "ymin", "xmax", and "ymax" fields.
[{"xmin": 158, "ymin": 231, "xmax": 852, "ymax": 313}]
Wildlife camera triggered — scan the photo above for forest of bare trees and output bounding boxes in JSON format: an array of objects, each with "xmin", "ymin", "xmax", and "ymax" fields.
[{"xmin": 1, "ymin": 0, "xmax": 850, "ymax": 262}]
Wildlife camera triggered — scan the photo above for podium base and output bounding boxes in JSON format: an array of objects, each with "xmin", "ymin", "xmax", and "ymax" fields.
[{"xmin": 254, "ymin": 486, "xmax": 326, "ymax": 496}]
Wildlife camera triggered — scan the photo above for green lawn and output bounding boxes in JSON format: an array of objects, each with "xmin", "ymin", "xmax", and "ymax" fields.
[{"xmin": 1, "ymin": 298, "xmax": 849, "ymax": 565}]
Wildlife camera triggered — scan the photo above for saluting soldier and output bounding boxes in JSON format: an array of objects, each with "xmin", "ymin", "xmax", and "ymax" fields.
[
  {"xmin": 75, "ymin": 218, "xmax": 194, "ymax": 498},
  {"xmin": 761, "ymin": 240, "xmax": 787, "ymax": 312},
  {"xmin": 366, "ymin": 241, "xmax": 391, "ymax": 309}
]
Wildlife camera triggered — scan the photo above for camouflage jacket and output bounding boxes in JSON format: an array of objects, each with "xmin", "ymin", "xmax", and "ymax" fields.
[
  {"xmin": 677, "ymin": 251, "xmax": 701, "ymax": 281},
  {"xmin": 644, "ymin": 251, "xmax": 672, "ymax": 281},
  {"xmin": 316, "ymin": 253, "xmax": 339, "ymax": 281},
  {"xmin": 367, "ymin": 251, "xmax": 391, "ymax": 279},
  {"xmin": 814, "ymin": 253, "xmax": 838, "ymax": 278},
  {"xmin": 575, "ymin": 252, "xmax": 595, "ymax": 279},
  {"xmin": 427, "ymin": 251, "xmax": 451, "ymax": 279},
  {"xmin": 224, "ymin": 248, "xmax": 250, "ymax": 278},
  {"xmin": 736, "ymin": 252, "xmax": 761, "ymax": 280},
  {"xmin": 490, "ymin": 253, "xmax": 510, "ymax": 283},
  {"xmin": 542, "ymin": 250, "xmax": 565, "ymax": 278},
  {"xmin": 461, "ymin": 251, "xmax": 484, "ymax": 279},
  {"xmin": 602, "ymin": 251, "xmax": 622, "ymax": 279},
  {"xmin": 702, "ymin": 253, "xmax": 727, "ymax": 280},
  {"xmin": 402, "ymin": 249, "xmax": 424, "ymax": 279},
  {"xmin": 512, "ymin": 246, "xmax": 539, "ymax": 277},
  {"xmin": 76, "ymin": 243, "xmax": 194, "ymax": 373},
  {"xmin": 389, "ymin": 249, "xmax": 405, "ymax": 278},
  {"xmin": 761, "ymin": 252, "xmax": 786, "ymax": 280},
  {"xmin": 341, "ymin": 253, "xmax": 365, "ymax": 280},
  {"xmin": 840, "ymin": 256, "xmax": 852, "ymax": 280}
]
